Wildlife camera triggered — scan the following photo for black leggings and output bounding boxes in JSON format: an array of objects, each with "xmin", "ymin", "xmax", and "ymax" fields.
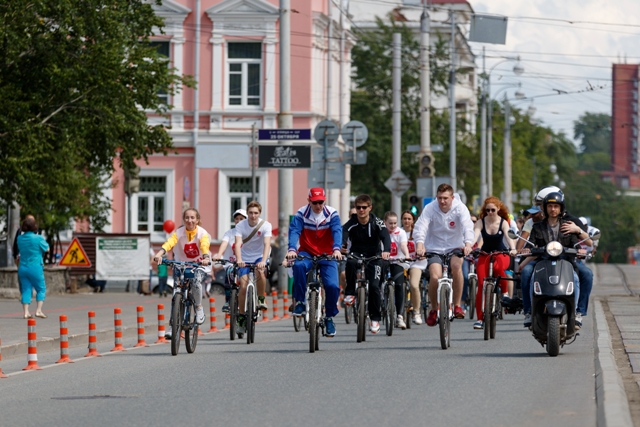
[
  {"xmin": 346, "ymin": 258, "xmax": 383, "ymax": 321},
  {"xmin": 388, "ymin": 263, "xmax": 405, "ymax": 315}
]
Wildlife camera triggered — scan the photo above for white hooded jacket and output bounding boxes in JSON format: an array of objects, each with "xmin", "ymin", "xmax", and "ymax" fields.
[{"xmin": 412, "ymin": 193, "xmax": 475, "ymax": 253}]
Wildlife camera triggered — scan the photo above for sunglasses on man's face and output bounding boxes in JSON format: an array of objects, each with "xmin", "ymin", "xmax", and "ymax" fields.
[
  {"xmin": 485, "ymin": 208, "xmax": 497, "ymax": 213},
  {"xmin": 311, "ymin": 201, "xmax": 324, "ymax": 206},
  {"xmin": 356, "ymin": 205, "xmax": 370, "ymax": 210}
]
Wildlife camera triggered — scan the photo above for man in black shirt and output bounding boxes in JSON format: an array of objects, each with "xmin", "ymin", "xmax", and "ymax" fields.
[{"xmin": 342, "ymin": 194, "xmax": 391, "ymax": 334}]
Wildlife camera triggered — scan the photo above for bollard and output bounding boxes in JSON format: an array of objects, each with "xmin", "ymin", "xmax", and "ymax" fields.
[
  {"xmin": 261, "ymin": 293, "xmax": 269, "ymax": 322},
  {"xmin": 0, "ymin": 338, "xmax": 8, "ymax": 378},
  {"xmin": 22, "ymin": 319, "xmax": 42, "ymax": 370},
  {"xmin": 111, "ymin": 308, "xmax": 126, "ymax": 352},
  {"xmin": 282, "ymin": 290, "xmax": 291, "ymax": 319},
  {"xmin": 155, "ymin": 304, "xmax": 168, "ymax": 344},
  {"xmin": 133, "ymin": 306, "xmax": 148, "ymax": 347},
  {"xmin": 208, "ymin": 298, "xmax": 219, "ymax": 333},
  {"xmin": 272, "ymin": 291, "xmax": 280, "ymax": 320},
  {"xmin": 56, "ymin": 315, "xmax": 74, "ymax": 364},
  {"xmin": 224, "ymin": 313, "xmax": 230, "ymax": 329},
  {"xmin": 85, "ymin": 311, "xmax": 102, "ymax": 357}
]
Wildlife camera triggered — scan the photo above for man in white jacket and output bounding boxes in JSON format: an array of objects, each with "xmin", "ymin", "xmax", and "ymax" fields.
[{"xmin": 414, "ymin": 184, "xmax": 475, "ymax": 326}]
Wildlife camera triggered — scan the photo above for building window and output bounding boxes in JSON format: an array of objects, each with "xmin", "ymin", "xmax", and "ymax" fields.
[
  {"xmin": 227, "ymin": 42, "xmax": 262, "ymax": 107},
  {"xmin": 151, "ymin": 41, "xmax": 171, "ymax": 104},
  {"xmin": 137, "ymin": 177, "xmax": 167, "ymax": 233},
  {"xmin": 229, "ymin": 177, "xmax": 260, "ymax": 228}
]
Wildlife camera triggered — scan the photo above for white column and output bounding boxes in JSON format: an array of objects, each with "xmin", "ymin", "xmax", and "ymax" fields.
[
  {"xmin": 210, "ymin": 30, "xmax": 224, "ymax": 112},
  {"xmin": 265, "ymin": 39, "xmax": 276, "ymax": 113},
  {"xmin": 171, "ymin": 37, "xmax": 185, "ymax": 130}
]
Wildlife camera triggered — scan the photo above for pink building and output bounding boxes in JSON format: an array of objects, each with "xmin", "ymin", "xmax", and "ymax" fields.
[{"xmin": 107, "ymin": 0, "xmax": 354, "ymax": 248}]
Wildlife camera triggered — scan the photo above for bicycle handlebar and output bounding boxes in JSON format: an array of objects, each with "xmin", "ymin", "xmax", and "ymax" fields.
[{"xmin": 161, "ymin": 258, "xmax": 201, "ymax": 268}]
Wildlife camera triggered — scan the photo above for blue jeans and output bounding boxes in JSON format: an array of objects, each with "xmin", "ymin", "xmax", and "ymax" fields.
[
  {"xmin": 461, "ymin": 259, "xmax": 470, "ymax": 302},
  {"xmin": 576, "ymin": 262, "xmax": 593, "ymax": 315},
  {"xmin": 524, "ymin": 261, "xmax": 580, "ymax": 314},
  {"xmin": 292, "ymin": 251, "xmax": 340, "ymax": 318}
]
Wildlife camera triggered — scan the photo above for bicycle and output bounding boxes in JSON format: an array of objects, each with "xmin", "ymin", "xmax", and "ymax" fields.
[
  {"xmin": 402, "ymin": 261, "xmax": 429, "ymax": 329},
  {"xmin": 380, "ymin": 263, "xmax": 399, "ymax": 336},
  {"xmin": 347, "ymin": 254, "xmax": 381, "ymax": 343},
  {"xmin": 466, "ymin": 254, "xmax": 478, "ymax": 320},
  {"xmin": 161, "ymin": 259, "xmax": 203, "ymax": 356},
  {"xmin": 236, "ymin": 262, "xmax": 263, "ymax": 345},
  {"xmin": 476, "ymin": 250, "xmax": 514, "ymax": 340},
  {"xmin": 213, "ymin": 260, "xmax": 240, "ymax": 340},
  {"xmin": 425, "ymin": 250, "xmax": 464, "ymax": 350}
]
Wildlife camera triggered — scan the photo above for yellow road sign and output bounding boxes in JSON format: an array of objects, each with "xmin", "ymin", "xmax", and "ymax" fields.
[{"xmin": 59, "ymin": 238, "xmax": 91, "ymax": 267}]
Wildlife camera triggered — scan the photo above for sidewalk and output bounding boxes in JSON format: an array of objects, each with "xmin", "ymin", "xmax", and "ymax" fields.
[{"xmin": 0, "ymin": 289, "xmax": 232, "ymax": 359}]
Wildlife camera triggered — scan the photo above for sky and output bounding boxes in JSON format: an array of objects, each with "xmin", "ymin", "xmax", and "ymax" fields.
[{"xmin": 470, "ymin": 0, "xmax": 640, "ymax": 145}]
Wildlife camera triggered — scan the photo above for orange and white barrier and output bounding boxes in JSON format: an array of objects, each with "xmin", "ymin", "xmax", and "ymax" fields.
[
  {"xmin": 111, "ymin": 308, "xmax": 126, "ymax": 352},
  {"xmin": 272, "ymin": 291, "xmax": 280, "ymax": 320},
  {"xmin": 56, "ymin": 315, "xmax": 73, "ymax": 364},
  {"xmin": 133, "ymin": 306, "xmax": 148, "ymax": 347},
  {"xmin": 85, "ymin": 311, "xmax": 101, "ymax": 357},
  {"xmin": 208, "ymin": 298, "xmax": 218, "ymax": 333},
  {"xmin": 22, "ymin": 319, "xmax": 41, "ymax": 371},
  {"xmin": 155, "ymin": 304, "xmax": 168, "ymax": 344},
  {"xmin": 0, "ymin": 337, "xmax": 7, "ymax": 378},
  {"xmin": 282, "ymin": 291, "xmax": 291, "ymax": 319}
]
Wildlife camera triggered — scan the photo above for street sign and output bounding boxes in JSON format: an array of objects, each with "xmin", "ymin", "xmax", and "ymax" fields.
[
  {"xmin": 384, "ymin": 170, "xmax": 412, "ymax": 195},
  {"xmin": 258, "ymin": 129, "xmax": 311, "ymax": 141},
  {"xmin": 313, "ymin": 121, "xmax": 340, "ymax": 147},
  {"xmin": 342, "ymin": 150, "xmax": 367, "ymax": 165},
  {"xmin": 258, "ymin": 145, "xmax": 311, "ymax": 168},
  {"xmin": 312, "ymin": 147, "xmax": 341, "ymax": 162},
  {"xmin": 416, "ymin": 176, "xmax": 451, "ymax": 198},
  {"xmin": 407, "ymin": 144, "xmax": 444, "ymax": 153},
  {"xmin": 59, "ymin": 238, "xmax": 91, "ymax": 267},
  {"xmin": 342, "ymin": 120, "xmax": 368, "ymax": 148},
  {"xmin": 423, "ymin": 197, "xmax": 435, "ymax": 207},
  {"xmin": 307, "ymin": 161, "xmax": 345, "ymax": 189}
]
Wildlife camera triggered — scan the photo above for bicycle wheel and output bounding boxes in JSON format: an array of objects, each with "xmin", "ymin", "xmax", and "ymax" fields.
[
  {"xmin": 185, "ymin": 301, "xmax": 198, "ymax": 354},
  {"xmin": 483, "ymin": 281, "xmax": 493, "ymax": 341},
  {"xmin": 230, "ymin": 288, "xmax": 238, "ymax": 340},
  {"xmin": 438, "ymin": 285, "xmax": 450, "ymax": 350},
  {"xmin": 344, "ymin": 297, "xmax": 351, "ymax": 324},
  {"xmin": 357, "ymin": 286, "xmax": 366, "ymax": 343},
  {"xmin": 468, "ymin": 275, "xmax": 477, "ymax": 320},
  {"xmin": 292, "ymin": 298, "xmax": 303, "ymax": 332},
  {"xmin": 385, "ymin": 284, "xmax": 394, "ymax": 336},
  {"xmin": 170, "ymin": 293, "xmax": 183, "ymax": 356},
  {"xmin": 353, "ymin": 304, "xmax": 358, "ymax": 325},
  {"xmin": 246, "ymin": 287, "xmax": 255, "ymax": 345},
  {"xmin": 309, "ymin": 290, "xmax": 318, "ymax": 353},
  {"xmin": 490, "ymin": 288, "xmax": 498, "ymax": 339}
]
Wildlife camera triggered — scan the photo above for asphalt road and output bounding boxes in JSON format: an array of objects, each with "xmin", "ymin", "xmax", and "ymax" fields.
[{"xmin": 1, "ymin": 312, "xmax": 596, "ymax": 427}]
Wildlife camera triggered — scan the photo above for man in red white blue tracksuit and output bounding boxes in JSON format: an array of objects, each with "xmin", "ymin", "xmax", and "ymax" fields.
[{"xmin": 286, "ymin": 188, "xmax": 343, "ymax": 337}]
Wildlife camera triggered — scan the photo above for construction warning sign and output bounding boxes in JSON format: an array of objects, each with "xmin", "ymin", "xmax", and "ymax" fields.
[{"xmin": 59, "ymin": 238, "xmax": 91, "ymax": 267}]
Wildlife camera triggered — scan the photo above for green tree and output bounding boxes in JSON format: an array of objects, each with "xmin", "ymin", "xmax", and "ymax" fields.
[
  {"xmin": 0, "ymin": 0, "xmax": 190, "ymax": 250},
  {"xmin": 574, "ymin": 112, "xmax": 611, "ymax": 172}
]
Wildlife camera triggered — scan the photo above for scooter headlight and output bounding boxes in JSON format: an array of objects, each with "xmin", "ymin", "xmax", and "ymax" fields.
[{"xmin": 546, "ymin": 241, "xmax": 563, "ymax": 257}]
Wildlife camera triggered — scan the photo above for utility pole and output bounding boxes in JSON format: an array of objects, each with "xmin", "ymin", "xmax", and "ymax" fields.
[
  {"xmin": 326, "ymin": 0, "xmax": 333, "ymax": 122},
  {"xmin": 420, "ymin": 6, "xmax": 431, "ymax": 153},
  {"xmin": 503, "ymin": 94, "xmax": 513, "ymax": 211},
  {"xmin": 487, "ymin": 78, "xmax": 493, "ymax": 197},
  {"xmin": 193, "ymin": 0, "xmax": 201, "ymax": 209},
  {"xmin": 480, "ymin": 47, "xmax": 487, "ymax": 202},
  {"xmin": 392, "ymin": 33, "xmax": 402, "ymax": 213},
  {"xmin": 277, "ymin": 0, "xmax": 293, "ymax": 292},
  {"xmin": 339, "ymin": 0, "xmax": 349, "ymax": 217},
  {"xmin": 448, "ymin": 9, "xmax": 456, "ymax": 190},
  {"xmin": 251, "ymin": 124, "xmax": 256, "ymax": 202}
]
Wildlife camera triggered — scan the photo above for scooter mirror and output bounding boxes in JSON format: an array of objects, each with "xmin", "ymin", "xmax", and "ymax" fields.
[
  {"xmin": 507, "ymin": 230, "xmax": 519, "ymax": 240},
  {"xmin": 590, "ymin": 231, "xmax": 601, "ymax": 241}
]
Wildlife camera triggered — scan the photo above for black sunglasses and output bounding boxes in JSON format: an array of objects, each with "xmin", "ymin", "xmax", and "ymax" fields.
[
  {"xmin": 356, "ymin": 205, "xmax": 370, "ymax": 210},
  {"xmin": 485, "ymin": 208, "xmax": 496, "ymax": 213},
  {"xmin": 311, "ymin": 201, "xmax": 324, "ymax": 205}
]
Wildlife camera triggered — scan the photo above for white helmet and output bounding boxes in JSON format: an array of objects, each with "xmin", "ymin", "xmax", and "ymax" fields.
[
  {"xmin": 534, "ymin": 185, "xmax": 562, "ymax": 204},
  {"xmin": 578, "ymin": 216, "xmax": 588, "ymax": 226}
]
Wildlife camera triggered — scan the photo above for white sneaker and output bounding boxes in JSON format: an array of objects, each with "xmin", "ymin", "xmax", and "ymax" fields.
[
  {"xmin": 196, "ymin": 306, "xmax": 205, "ymax": 325},
  {"xmin": 413, "ymin": 313, "xmax": 423, "ymax": 325},
  {"xmin": 165, "ymin": 326, "xmax": 172, "ymax": 339},
  {"xmin": 370, "ymin": 321, "xmax": 380, "ymax": 334},
  {"xmin": 396, "ymin": 315, "xmax": 407, "ymax": 329}
]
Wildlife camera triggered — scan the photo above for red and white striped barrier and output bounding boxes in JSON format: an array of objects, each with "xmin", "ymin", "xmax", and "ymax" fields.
[
  {"xmin": 133, "ymin": 306, "xmax": 148, "ymax": 347},
  {"xmin": 282, "ymin": 291, "xmax": 291, "ymax": 319},
  {"xmin": 22, "ymin": 319, "xmax": 41, "ymax": 370},
  {"xmin": 111, "ymin": 308, "xmax": 126, "ymax": 352},
  {"xmin": 0, "ymin": 337, "xmax": 8, "ymax": 378},
  {"xmin": 208, "ymin": 298, "xmax": 218, "ymax": 333},
  {"xmin": 56, "ymin": 315, "xmax": 73, "ymax": 364},
  {"xmin": 272, "ymin": 291, "xmax": 280, "ymax": 320},
  {"xmin": 155, "ymin": 304, "xmax": 168, "ymax": 344},
  {"xmin": 85, "ymin": 311, "xmax": 101, "ymax": 357},
  {"xmin": 224, "ymin": 313, "xmax": 230, "ymax": 329}
]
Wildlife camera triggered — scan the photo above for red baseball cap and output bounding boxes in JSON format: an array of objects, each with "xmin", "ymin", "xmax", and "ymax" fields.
[{"xmin": 308, "ymin": 187, "xmax": 326, "ymax": 202}]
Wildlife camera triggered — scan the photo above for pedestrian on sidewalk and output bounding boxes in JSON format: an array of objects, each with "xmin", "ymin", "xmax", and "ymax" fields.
[
  {"xmin": 158, "ymin": 261, "xmax": 169, "ymax": 297},
  {"xmin": 17, "ymin": 216, "xmax": 49, "ymax": 319}
]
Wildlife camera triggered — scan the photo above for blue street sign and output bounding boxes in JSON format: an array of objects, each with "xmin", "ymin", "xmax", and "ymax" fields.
[
  {"xmin": 258, "ymin": 129, "xmax": 311, "ymax": 141},
  {"xmin": 423, "ymin": 197, "xmax": 435, "ymax": 207}
]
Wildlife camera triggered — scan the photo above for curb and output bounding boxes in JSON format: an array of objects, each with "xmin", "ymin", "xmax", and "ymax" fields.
[{"xmin": 594, "ymin": 299, "xmax": 633, "ymax": 427}]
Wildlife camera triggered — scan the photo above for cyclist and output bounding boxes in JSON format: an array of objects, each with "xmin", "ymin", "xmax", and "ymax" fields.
[
  {"xmin": 212, "ymin": 209, "xmax": 247, "ymax": 313},
  {"xmin": 342, "ymin": 194, "xmax": 391, "ymax": 334},
  {"xmin": 414, "ymin": 184, "xmax": 474, "ymax": 326},
  {"xmin": 286, "ymin": 188, "xmax": 342, "ymax": 337},
  {"xmin": 234, "ymin": 201, "xmax": 272, "ymax": 335},
  {"xmin": 384, "ymin": 211, "xmax": 410, "ymax": 329},
  {"xmin": 401, "ymin": 210, "xmax": 427, "ymax": 325},
  {"xmin": 153, "ymin": 208, "xmax": 211, "ymax": 339},
  {"xmin": 461, "ymin": 214, "xmax": 479, "ymax": 314},
  {"xmin": 471, "ymin": 197, "xmax": 517, "ymax": 330}
]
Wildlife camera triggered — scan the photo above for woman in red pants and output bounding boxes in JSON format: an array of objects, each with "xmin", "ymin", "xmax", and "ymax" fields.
[{"xmin": 472, "ymin": 197, "xmax": 517, "ymax": 329}]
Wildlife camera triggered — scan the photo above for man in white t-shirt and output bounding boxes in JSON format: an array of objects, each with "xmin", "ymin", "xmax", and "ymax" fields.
[
  {"xmin": 234, "ymin": 201, "xmax": 272, "ymax": 334},
  {"xmin": 213, "ymin": 209, "xmax": 247, "ymax": 313}
]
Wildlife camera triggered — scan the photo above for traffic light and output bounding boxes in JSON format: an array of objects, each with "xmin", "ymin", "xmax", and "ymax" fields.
[
  {"xmin": 408, "ymin": 193, "xmax": 419, "ymax": 216},
  {"xmin": 124, "ymin": 166, "xmax": 141, "ymax": 195},
  {"xmin": 419, "ymin": 153, "xmax": 435, "ymax": 178}
]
